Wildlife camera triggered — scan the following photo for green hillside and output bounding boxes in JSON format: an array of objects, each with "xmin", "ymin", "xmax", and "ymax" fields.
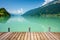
[{"xmin": 0, "ymin": 8, "xmax": 10, "ymax": 17}]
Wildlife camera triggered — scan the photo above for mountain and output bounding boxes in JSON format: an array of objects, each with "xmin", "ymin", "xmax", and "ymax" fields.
[
  {"xmin": 22, "ymin": 0, "xmax": 60, "ymax": 17},
  {"xmin": 0, "ymin": 8, "xmax": 10, "ymax": 17}
]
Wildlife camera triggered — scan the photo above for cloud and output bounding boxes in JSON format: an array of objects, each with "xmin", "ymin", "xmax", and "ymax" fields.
[
  {"xmin": 42, "ymin": 0, "xmax": 54, "ymax": 6},
  {"xmin": 8, "ymin": 8, "xmax": 24, "ymax": 14},
  {"xmin": 17, "ymin": 8, "xmax": 23, "ymax": 13}
]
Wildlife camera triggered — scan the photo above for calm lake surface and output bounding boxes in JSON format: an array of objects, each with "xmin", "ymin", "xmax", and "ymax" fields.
[{"xmin": 0, "ymin": 16, "xmax": 60, "ymax": 32}]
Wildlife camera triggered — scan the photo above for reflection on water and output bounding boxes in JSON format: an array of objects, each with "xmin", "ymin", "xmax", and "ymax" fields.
[
  {"xmin": 7, "ymin": 16, "xmax": 26, "ymax": 23},
  {"xmin": 24, "ymin": 16, "xmax": 60, "ymax": 32},
  {"xmin": 0, "ymin": 16, "xmax": 10, "ymax": 23},
  {"xmin": 24, "ymin": 16, "xmax": 60, "ymax": 23},
  {"xmin": 0, "ymin": 16, "xmax": 60, "ymax": 32}
]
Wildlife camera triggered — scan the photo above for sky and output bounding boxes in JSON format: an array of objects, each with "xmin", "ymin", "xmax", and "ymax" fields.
[{"xmin": 0, "ymin": 0, "xmax": 54, "ymax": 14}]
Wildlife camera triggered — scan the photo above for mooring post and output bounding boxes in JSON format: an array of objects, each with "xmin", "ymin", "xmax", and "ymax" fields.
[
  {"xmin": 49, "ymin": 27, "xmax": 51, "ymax": 32},
  {"xmin": 8, "ymin": 27, "xmax": 10, "ymax": 32},
  {"xmin": 29, "ymin": 27, "xmax": 31, "ymax": 32},
  {"xmin": 29, "ymin": 27, "xmax": 31, "ymax": 40}
]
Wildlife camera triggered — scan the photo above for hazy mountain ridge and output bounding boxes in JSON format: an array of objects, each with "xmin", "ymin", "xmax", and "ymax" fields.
[{"xmin": 22, "ymin": 0, "xmax": 60, "ymax": 17}]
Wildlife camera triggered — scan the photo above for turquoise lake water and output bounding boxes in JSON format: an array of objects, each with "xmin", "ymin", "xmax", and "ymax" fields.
[{"xmin": 0, "ymin": 16, "xmax": 60, "ymax": 32}]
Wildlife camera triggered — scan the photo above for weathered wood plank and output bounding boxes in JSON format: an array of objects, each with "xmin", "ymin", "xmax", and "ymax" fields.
[
  {"xmin": 17, "ymin": 32, "xmax": 22, "ymax": 40},
  {"xmin": 0, "ymin": 32, "xmax": 60, "ymax": 40}
]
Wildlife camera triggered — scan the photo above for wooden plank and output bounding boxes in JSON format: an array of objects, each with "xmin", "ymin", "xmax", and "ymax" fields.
[
  {"xmin": 24, "ymin": 32, "xmax": 28, "ymax": 40},
  {"xmin": 6, "ymin": 32, "xmax": 16, "ymax": 40},
  {"xmin": 39, "ymin": 32, "xmax": 45, "ymax": 40},
  {"xmin": 0, "ymin": 33, "xmax": 6, "ymax": 36},
  {"xmin": 31, "ymin": 32, "xmax": 34, "ymax": 40},
  {"xmin": 33, "ymin": 32, "xmax": 37, "ymax": 40},
  {"xmin": 10, "ymin": 32, "xmax": 17, "ymax": 40},
  {"xmin": 37, "ymin": 32, "xmax": 41, "ymax": 40},
  {"xmin": 49, "ymin": 32, "xmax": 59, "ymax": 40},
  {"xmin": 20, "ymin": 32, "xmax": 25, "ymax": 40},
  {"xmin": 0, "ymin": 32, "xmax": 12, "ymax": 40},
  {"xmin": 41, "ymin": 32, "xmax": 48, "ymax": 40},
  {"xmin": 17, "ymin": 32, "xmax": 22, "ymax": 40},
  {"xmin": 0, "ymin": 32, "xmax": 60, "ymax": 40},
  {"xmin": 28, "ymin": 32, "xmax": 30, "ymax": 40},
  {"xmin": 52, "ymin": 32, "xmax": 60, "ymax": 40}
]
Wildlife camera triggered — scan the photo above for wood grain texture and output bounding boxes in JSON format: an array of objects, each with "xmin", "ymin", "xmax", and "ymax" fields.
[{"xmin": 0, "ymin": 32, "xmax": 60, "ymax": 40}]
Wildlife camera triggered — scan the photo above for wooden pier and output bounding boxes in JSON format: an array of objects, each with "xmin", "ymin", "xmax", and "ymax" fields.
[{"xmin": 0, "ymin": 32, "xmax": 60, "ymax": 40}]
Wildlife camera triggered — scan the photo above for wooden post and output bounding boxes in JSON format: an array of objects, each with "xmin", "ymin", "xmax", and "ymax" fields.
[
  {"xmin": 49, "ymin": 27, "xmax": 51, "ymax": 32},
  {"xmin": 29, "ymin": 27, "xmax": 31, "ymax": 32},
  {"xmin": 8, "ymin": 27, "xmax": 10, "ymax": 32},
  {"xmin": 29, "ymin": 27, "xmax": 31, "ymax": 40}
]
